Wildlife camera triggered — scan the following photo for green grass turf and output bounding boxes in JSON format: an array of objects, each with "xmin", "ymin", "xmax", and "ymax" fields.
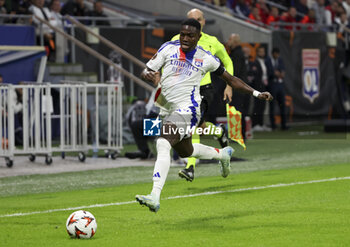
[
  {"xmin": 0, "ymin": 128, "xmax": 349, "ymax": 246},
  {"xmin": 1, "ymin": 164, "xmax": 350, "ymax": 246}
]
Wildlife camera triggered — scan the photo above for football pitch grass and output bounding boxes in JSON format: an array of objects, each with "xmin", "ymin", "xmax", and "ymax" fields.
[{"xmin": 0, "ymin": 128, "xmax": 349, "ymax": 246}]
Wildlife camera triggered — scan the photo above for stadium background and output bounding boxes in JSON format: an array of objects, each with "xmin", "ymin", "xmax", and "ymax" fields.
[{"xmin": 0, "ymin": 0, "xmax": 349, "ymax": 246}]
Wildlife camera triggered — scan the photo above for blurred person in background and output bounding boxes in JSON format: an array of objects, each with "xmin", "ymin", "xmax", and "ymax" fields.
[
  {"xmin": 266, "ymin": 6, "xmax": 280, "ymax": 26},
  {"xmin": 335, "ymin": 8, "xmax": 350, "ymax": 36},
  {"xmin": 335, "ymin": 10, "xmax": 350, "ymax": 65},
  {"xmin": 312, "ymin": 0, "xmax": 332, "ymax": 26},
  {"xmin": 266, "ymin": 48, "xmax": 288, "ymax": 130},
  {"xmin": 325, "ymin": 0, "xmax": 340, "ymax": 23},
  {"xmin": 30, "ymin": 0, "xmax": 56, "ymax": 61},
  {"xmin": 280, "ymin": 6, "xmax": 298, "ymax": 30},
  {"xmin": 49, "ymin": 0, "xmax": 63, "ymax": 28},
  {"xmin": 5, "ymin": 0, "xmax": 32, "ymax": 24},
  {"xmin": 227, "ymin": 33, "xmax": 249, "ymax": 139},
  {"xmin": 248, "ymin": 6, "xmax": 263, "ymax": 24},
  {"xmin": 242, "ymin": 46, "xmax": 259, "ymax": 137},
  {"xmin": 252, "ymin": 46, "xmax": 270, "ymax": 131},
  {"xmin": 215, "ymin": 0, "xmax": 234, "ymax": 15},
  {"xmin": 234, "ymin": 0, "xmax": 250, "ymax": 18},
  {"xmin": 255, "ymin": 0, "xmax": 270, "ymax": 24},
  {"xmin": 343, "ymin": 0, "xmax": 350, "ymax": 18},
  {"xmin": 49, "ymin": 0, "xmax": 70, "ymax": 62},
  {"xmin": 88, "ymin": 0, "xmax": 110, "ymax": 26},
  {"xmin": 295, "ymin": 0, "xmax": 309, "ymax": 16},
  {"xmin": 245, "ymin": 46, "xmax": 262, "ymax": 101},
  {"xmin": 300, "ymin": 8, "xmax": 317, "ymax": 30},
  {"xmin": 61, "ymin": 0, "xmax": 88, "ymax": 18},
  {"xmin": 171, "ymin": 8, "xmax": 234, "ymax": 182},
  {"xmin": 334, "ymin": 3, "xmax": 348, "ymax": 22},
  {"xmin": 0, "ymin": 0, "xmax": 7, "ymax": 24},
  {"xmin": 0, "ymin": 0, "xmax": 6, "ymax": 13}
]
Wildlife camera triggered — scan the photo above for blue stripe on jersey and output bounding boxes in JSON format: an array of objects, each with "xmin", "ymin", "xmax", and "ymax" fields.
[
  {"xmin": 197, "ymin": 45, "xmax": 220, "ymax": 62},
  {"xmin": 185, "ymin": 48, "xmax": 197, "ymax": 64},
  {"xmin": 189, "ymin": 86, "xmax": 199, "ymax": 128},
  {"xmin": 158, "ymin": 40, "xmax": 180, "ymax": 53}
]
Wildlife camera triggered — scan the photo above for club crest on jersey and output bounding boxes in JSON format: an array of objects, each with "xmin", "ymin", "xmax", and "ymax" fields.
[{"xmin": 194, "ymin": 58, "xmax": 203, "ymax": 67}]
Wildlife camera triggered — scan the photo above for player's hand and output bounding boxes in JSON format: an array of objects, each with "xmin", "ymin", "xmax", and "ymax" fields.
[
  {"xmin": 258, "ymin": 92, "xmax": 273, "ymax": 101},
  {"xmin": 144, "ymin": 71, "xmax": 161, "ymax": 85},
  {"xmin": 153, "ymin": 71, "xmax": 161, "ymax": 86},
  {"xmin": 223, "ymin": 85, "xmax": 232, "ymax": 103}
]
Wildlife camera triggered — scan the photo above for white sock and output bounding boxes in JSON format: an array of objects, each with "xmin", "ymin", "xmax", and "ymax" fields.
[
  {"xmin": 191, "ymin": 143, "xmax": 223, "ymax": 160},
  {"xmin": 151, "ymin": 137, "xmax": 171, "ymax": 201}
]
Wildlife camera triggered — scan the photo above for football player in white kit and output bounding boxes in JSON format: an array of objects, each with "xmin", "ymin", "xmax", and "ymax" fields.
[{"xmin": 136, "ymin": 19, "xmax": 272, "ymax": 212}]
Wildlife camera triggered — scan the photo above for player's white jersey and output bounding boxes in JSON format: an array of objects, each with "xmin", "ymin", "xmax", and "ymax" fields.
[{"xmin": 146, "ymin": 40, "xmax": 221, "ymax": 112}]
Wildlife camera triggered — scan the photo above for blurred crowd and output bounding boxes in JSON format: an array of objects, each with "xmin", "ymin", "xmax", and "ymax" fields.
[
  {"xmin": 201, "ymin": 0, "xmax": 350, "ymax": 31},
  {"xmin": 225, "ymin": 34, "xmax": 289, "ymax": 133},
  {"xmin": 0, "ymin": 0, "xmax": 109, "ymax": 25},
  {"xmin": 0, "ymin": 0, "xmax": 110, "ymax": 61},
  {"xmin": 204, "ymin": 0, "xmax": 350, "ymax": 113}
]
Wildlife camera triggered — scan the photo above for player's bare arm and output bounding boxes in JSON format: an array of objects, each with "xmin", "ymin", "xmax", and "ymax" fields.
[
  {"xmin": 220, "ymin": 70, "xmax": 273, "ymax": 101},
  {"xmin": 141, "ymin": 68, "xmax": 161, "ymax": 86}
]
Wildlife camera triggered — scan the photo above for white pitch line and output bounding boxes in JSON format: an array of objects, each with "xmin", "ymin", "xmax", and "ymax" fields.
[{"xmin": 1, "ymin": 176, "xmax": 350, "ymax": 218}]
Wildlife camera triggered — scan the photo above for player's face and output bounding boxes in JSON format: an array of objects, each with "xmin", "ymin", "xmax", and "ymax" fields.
[{"xmin": 179, "ymin": 25, "xmax": 200, "ymax": 52}]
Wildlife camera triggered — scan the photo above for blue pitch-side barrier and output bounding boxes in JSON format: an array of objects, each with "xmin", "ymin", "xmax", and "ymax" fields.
[
  {"xmin": 0, "ymin": 25, "xmax": 35, "ymax": 46},
  {"xmin": 0, "ymin": 25, "xmax": 44, "ymax": 84},
  {"xmin": 0, "ymin": 48, "xmax": 46, "ymax": 84}
]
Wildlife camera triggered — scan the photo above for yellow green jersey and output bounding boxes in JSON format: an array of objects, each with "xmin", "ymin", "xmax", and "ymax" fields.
[{"xmin": 171, "ymin": 32, "xmax": 234, "ymax": 86}]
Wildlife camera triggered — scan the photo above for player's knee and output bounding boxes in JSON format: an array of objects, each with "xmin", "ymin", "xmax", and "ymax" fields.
[
  {"xmin": 177, "ymin": 147, "xmax": 193, "ymax": 158},
  {"xmin": 156, "ymin": 137, "xmax": 171, "ymax": 153}
]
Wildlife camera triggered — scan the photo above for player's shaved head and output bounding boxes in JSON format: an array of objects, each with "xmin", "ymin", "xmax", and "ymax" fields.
[{"xmin": 187, "ymin": 8, "xmax": 205, "ymax": 31}]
